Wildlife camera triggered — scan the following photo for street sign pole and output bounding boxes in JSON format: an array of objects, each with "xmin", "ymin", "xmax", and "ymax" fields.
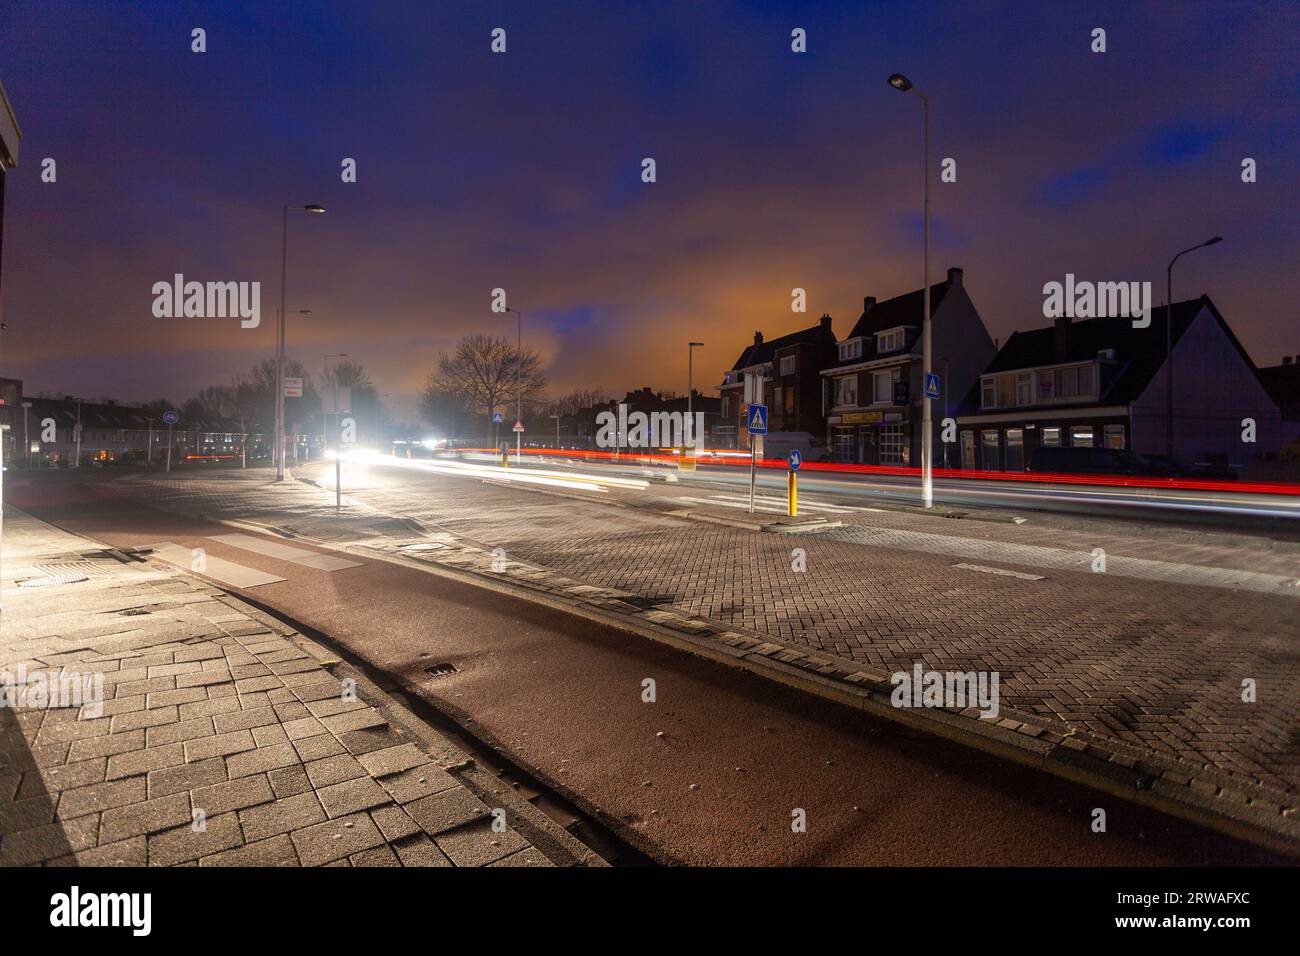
[
  {"xmin": 166, "ymin": 425, "xmax": 173, "ymax": 473},
  {"xmin": 749, "ymin": 432, "xmax": 756, "ymax": 515}
]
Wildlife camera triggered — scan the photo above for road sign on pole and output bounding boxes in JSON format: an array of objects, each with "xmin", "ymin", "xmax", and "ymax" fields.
[
  {"xmin": 162, "ymin": 410, "xmax": 179, "ymax": 426},
  {"xmin": 512, "ymin": 420, "xmax": 525, "ymax": 433},
  {"xmin": 747, "ymin": 404, "xmax": 768, "ymax": 435},
  {"xmin": 924, "ymin": 372, "xmax": 941, "ymax": 400},
  {"xmin": 787, "ymin": 449, "xmax": 802, "ymax": 471},
  {"xmin": 283, "ymin": 377, "xmax": 303, "ymax": 399},
  {"xmin": 492, "ymin": 412, "xmax": 503, "ymax": 424}
]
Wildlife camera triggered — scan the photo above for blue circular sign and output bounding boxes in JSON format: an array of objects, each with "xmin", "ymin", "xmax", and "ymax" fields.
[
  {"xmin": 162, "ymin": 411, "xmax": 180, "ymax": 425},
  {"xmin": 492, "ymin": 412, "xmax": 503, "ymax": 424},
  {"xmin": 788, "ymin": 449, "xmax": 802, "ymax": 471}
]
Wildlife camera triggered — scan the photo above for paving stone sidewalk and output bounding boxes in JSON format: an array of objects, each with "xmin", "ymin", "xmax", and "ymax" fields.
[{"xmin": 0, "ymin": 508, "xmax": 573, "ymax": 867}]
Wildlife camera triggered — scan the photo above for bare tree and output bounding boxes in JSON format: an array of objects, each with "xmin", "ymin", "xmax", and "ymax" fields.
[{"xmin": 424, "ymin": 335, "xmax": 547, "ymax": 442}]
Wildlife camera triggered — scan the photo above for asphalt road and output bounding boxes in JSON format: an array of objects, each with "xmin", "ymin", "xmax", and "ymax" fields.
[{"xmin": 8, "ymin": 474, "xmax": 1287, "ymax": 866}]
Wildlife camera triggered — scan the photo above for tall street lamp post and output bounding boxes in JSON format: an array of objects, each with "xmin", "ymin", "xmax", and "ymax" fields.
[
  {"xmin": 1165, "ymin": 236, "xmax": 1222, "ymax": 458},
  {"xmin": 275, "ymin": 203, "xmax": 325, "ymax": 481},
  {"xmin": 889, "ymin": 72, "xmax": 934, "ymax": 508},
  {"xmin": 687, "ymin": 341, "xmax": 703, "ymax": 453}
]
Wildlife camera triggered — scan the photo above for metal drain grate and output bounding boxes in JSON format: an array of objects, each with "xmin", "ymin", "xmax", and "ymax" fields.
[
  {"xmin": 119, "ymin": 607, "xmax": 151, "ymax": 616},
  {"xmin": 400, "ymin": 542, "xmax": 445, "ymax": 552},
  {"xmin": 34, "ymin": 561, "xmax": 114, "ymax": 578},
  {"xmin": 18, "ymin": 572, "xmax": 90, "ymax": 588},
  {"xmin": 424, "ymin": 662, "xmax": 458, "ymax": 677}
]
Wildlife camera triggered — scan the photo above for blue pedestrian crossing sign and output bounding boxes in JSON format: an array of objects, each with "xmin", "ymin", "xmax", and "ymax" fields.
[
  {"xmin": 747, "ymin": 404, "xmax": 768, "ymax": 435},
  {"xmin": 924, "ymin": 372, "xmax": 941, "ymax": 400},
  {"xmin": 787, "ymin": 449, "xmax": 802, "ymax": 471},
  {"xmin": 492, "ymin": 412, "xmax": 503, "ymax": 424}
]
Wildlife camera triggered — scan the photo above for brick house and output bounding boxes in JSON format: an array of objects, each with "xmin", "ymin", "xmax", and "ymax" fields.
[
  {"xmin": 953, "ymin": 296, "xmax": 1281, "ymax": 471},
  {"xmin": 821, "ymin": 267, "xmax": 995, "ymax": 465},
  {"xmin": 718, "ymin": 314, "xmax": 838, "ymax": 447}
]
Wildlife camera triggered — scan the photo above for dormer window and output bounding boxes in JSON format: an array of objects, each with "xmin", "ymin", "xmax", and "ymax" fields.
[
  {"xmin": 839, "ymin": 339, "xmax": 862, "ymax": 362},
  {"xmin": 877, "ymin": 329, "xmax": 905, "ymax": 353}
]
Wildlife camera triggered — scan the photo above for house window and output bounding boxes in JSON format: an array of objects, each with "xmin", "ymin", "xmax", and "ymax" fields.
[
  {"xmin": 874, "ymin": 369, "xmax": 900, "ymax": 404},
  {"xmin": 1015, "ymin": 374, "xmax": 1032, "ymax": 406},
  {"xmin": 981, "ymin": 430, "xmax": 1000, "ymax": 471},
  {"xmin": 880, "ymin": 424, "xmax": 907, "ymax": 464},
  {"xmin": 834, "ymin": 376, "xmax": 857, "ymax": 407},
  {"xmin": 880, "ymin": 330, "xmax": 908, "ymax": 353},
  {"xmin": 784, "ymin": 387, "xmax": 794, "ymax": 414},
  {"xmin": 1041, "ymin": 426, "xmax": 1062, "ymax": 447},
  {"xmin": 779, "ymin": 355, "xmax": 796, "ymax": 376},
  {"xmin": 1104, "ymin": 424, "xmax": 1125, "ymax": 450},
  {"xmin": 1005, "ymin": 429, "xmax": 1025, "ymax": 471},
  {"xmin": 721, "ymin": 397, "xmax": 730, "ymax": 419},
  {"xmin": 998, "ymin": 374, "xmax": 1015, "ymax": 408},
  {"xmin": 773, "ymin": 385, "xmax": 783, "ymax": 412},
  {"xmin": 960, "ymin": 431, "xmax": 976, "ymax": 470},
  {"xmin": 981, "ymin": 376, "xmax": 997, "ymax": 409},
  {"xmin": 1070, "ymin": 425, "xmax": 1094, "ymax": 447},
  {"xmin": 1036, "ymin": 371, "xmax": 1055, "ymax": 400},
  {"xmin": 839, "ymin": 340, "xmax": 862, "ymax": 362}
]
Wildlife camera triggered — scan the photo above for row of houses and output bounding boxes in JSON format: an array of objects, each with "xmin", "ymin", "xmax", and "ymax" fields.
[
  {"xmin": 719, "ymin": 267, "xmax": 1298, "ymax": 471},
  {"xmin": 0, "ymin": 386, "xmax": 285, "ymax": 467}
]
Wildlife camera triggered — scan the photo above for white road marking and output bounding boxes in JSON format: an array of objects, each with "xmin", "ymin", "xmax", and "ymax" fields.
[
  {"xmin": 952, "ymin": 563, "xmax": 1046, "ymax": 581},
  {"xmin": 140, "ymin": 542, "xmax": 286, "ymax": 588},
  {"xmin": 207, "ymin": 533, "xmax": 363, "ymax": 571}
]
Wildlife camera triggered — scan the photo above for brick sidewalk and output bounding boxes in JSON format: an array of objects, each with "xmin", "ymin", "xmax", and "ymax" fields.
[
  {"xmin": 1, "ymin": 508, "xmax": 580, "ymax": 867},
  {"xmin": 98, "ymin": 467, "xmax": 1300, "ymax": 802}
]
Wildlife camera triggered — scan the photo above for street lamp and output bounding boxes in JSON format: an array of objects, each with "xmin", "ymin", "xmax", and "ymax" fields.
[
  {"xmin": 889, "ymin": 72, "xmax": 933, "ymax": 508},
  {"xmin": 1165, "ymin": 236, "xmax": 1222, "ymax": 458},
  {"xmin": 505, "ymin": 307, "xmax": 523, "ymax": 464},
  {"xmin": 275, "ymin": 203, "xmax": 326, "ymax": 481},
  {"xmin": 687, "ymin": 342, "xmax": 704, "ymax": 453}
]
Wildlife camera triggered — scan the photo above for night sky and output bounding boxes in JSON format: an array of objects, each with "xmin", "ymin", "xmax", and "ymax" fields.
[{"xmin": 2, "ymin": 0, "xmax": 1297, "ymax": 422}]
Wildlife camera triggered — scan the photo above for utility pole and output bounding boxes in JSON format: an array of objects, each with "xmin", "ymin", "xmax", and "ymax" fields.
[{"xmin": 889, "ymin": 72, "xmax": 933, "ymax": 507}]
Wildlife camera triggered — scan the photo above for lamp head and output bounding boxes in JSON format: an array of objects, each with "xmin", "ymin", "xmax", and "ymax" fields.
[{"xmin": 888, "ymin": 73, "xmax": 913, "ymax": 92}]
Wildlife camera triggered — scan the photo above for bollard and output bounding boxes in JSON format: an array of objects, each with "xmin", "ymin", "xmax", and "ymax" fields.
[
  {"xmin": 788, "ymin": 470, "xmax": 798, "ymax": 517},
  {"xmin": 502, "ymin": 450, "xmax": 509, "ymax": 469}
]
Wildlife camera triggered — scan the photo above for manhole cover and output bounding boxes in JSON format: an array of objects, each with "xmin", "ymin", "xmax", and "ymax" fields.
[
  {"xmin": 18, "ymin": 572, "xmax": 90, "ymax": 588},
  {"xmin": 424, "ymin": 662, "xmax": 458, "ymax": 677}
]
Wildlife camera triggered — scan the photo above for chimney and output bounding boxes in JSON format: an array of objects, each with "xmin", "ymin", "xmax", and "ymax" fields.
[
  {"xmin": 947, "ymin": 266, "xmax": 963, "ymax": 287},
  {"xmin": 819, "ymin": 313, "xmax": 832, "ymax": 329},
  {"xmin": 754, "ymin": 331, "xmax": 763, "ymax": 346},
  {"xmin": 1054, "ymin": 315, "xmax": 1071, "ymax": 362},
  {"xmin": 862, "ymin": 296, "xmax": 876, "ymax": 314}
]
